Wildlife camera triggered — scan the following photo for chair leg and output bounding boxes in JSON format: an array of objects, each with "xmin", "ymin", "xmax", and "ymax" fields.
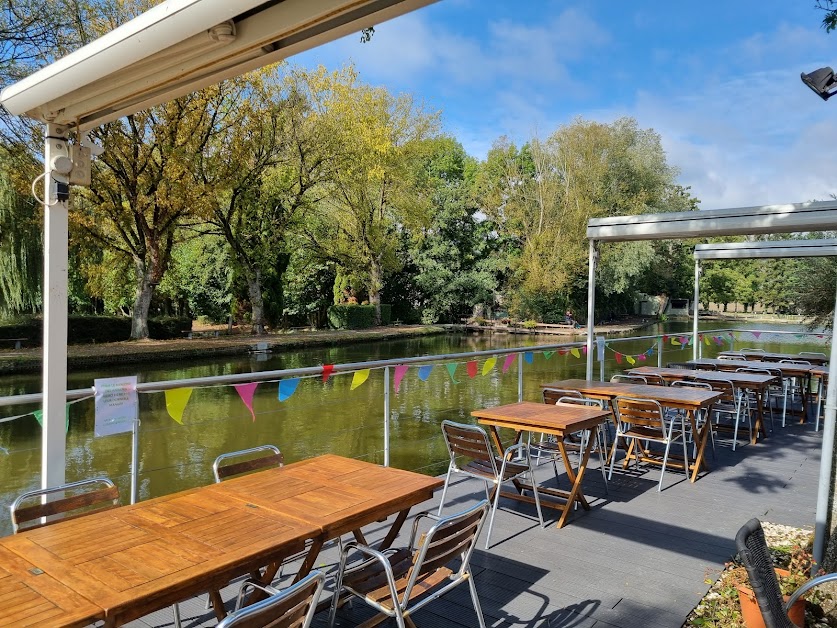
[
  {"xmin": 172, "ymin": 602, "xmax": 181, "ymax": 628},
  {"xmin": 484, "ymin": 480, "xmax": 502, "ymax": 550},
  {"xmin": 607, "ymin": 435, "xmax": 620, "ymax": 481},
  {"xmin": 468, "ymin": 571, "xmax": 487, "ymax": 628},
  {"xmin": 328, "ymin": 545, "xmax": 352, "ymax": 627},
  {"xmin": 658, "ymin": 438, "xmax": 673, "ymax": 492},
  {"xmin": 436, "ymin": 466, "xmax": 454, "ymax": 516},
  {"xmin": 595, "ymin": 430, "xmax": 609, "ymax": 494},
  {"xmin": 732, "ymin": 408, "xmax": 740, "ymax": 452},
  {"xmin": 529, "ymin": 468, "xmax": 545, "ymax": 528}
]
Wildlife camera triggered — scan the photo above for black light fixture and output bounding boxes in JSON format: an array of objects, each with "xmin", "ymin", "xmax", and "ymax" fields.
[{"xmin": 801, "ymin": 67, "xmax": 837, "ymax": 100}]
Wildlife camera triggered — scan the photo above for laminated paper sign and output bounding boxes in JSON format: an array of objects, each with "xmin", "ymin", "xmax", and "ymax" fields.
[{"xmin": 94, "ymin": 376, "xmax": 138, "ymax": 437}]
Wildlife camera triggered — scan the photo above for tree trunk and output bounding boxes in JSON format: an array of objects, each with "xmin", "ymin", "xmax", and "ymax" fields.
[
  {"xmin": 246, "ymin": 267, "xmax": 267, "ymax": 335},
  {"xmin": 131, "ymin": 259, "xmax": 153, "ymax": 340},
  {"xmin": 369, "ymin": 256, "xmax": 383, "ymax": 325}
]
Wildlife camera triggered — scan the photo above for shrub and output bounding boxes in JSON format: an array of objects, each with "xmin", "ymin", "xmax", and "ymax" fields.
[
  {"xmin": 328, "ymin": 304, "xmax": 375, "ymax": 329},
  {"xmin": 148, "ymin": 316, "xmax": 192, "ymax": 339},
  {"xmin": 0, "ymin": 315, "xmax": 192, "ymax": 344},
  {"xmin": 522, "ymin": 320, "xmax": 538, "ymax": 329}
]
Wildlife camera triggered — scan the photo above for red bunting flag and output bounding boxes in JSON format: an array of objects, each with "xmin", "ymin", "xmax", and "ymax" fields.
[
  {"xmin": 615, "ymin": 352, "xmax": 623, "ymax": 364},
  {"xmin": 466, "ymin": 361, "xmax": 478, "ymax": 378},
  {"xmin": 322, "ymin": 364, "xmax": 334, "ymax": 383},
  {"xmin": 663, "ymin": 335, "xmax": 669, "ymax": 342},
  {"xmin": 558, "ymin": 348, "xmax": 568, "ymax": 355}
]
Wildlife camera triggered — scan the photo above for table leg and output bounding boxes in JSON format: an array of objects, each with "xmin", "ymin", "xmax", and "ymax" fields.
[
  {"xmin": 752, "ymin": 389, "xmax": 766, "ymax": 443},
  {"xmin": 378, "ymin": 509, "xmax": 410, "ymax": 550},
  {"xmin": 689, "ymin": 409, "xmax": 711, "ymax": 483},
  {"xmin": 556, "ymin": 432, "xmax": 595, "ymax": 528}
]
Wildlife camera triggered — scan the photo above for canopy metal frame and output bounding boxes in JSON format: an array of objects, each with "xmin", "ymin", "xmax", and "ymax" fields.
[{"xmin": 586, "ymin": 209, "xmax": 837, "ymax": 572}]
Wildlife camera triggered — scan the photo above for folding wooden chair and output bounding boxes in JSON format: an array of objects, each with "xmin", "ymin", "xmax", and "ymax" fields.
[
  {"xmin": 219, "ymin": 570, "xmax": 325, "ymax": 628},
  {"xmin": 329, "ymin": 500, "xmax": 490, "ymax": 628},
  {"xmin": 438, "ymin": 421, "xmax": 543, "ymax": 549}
]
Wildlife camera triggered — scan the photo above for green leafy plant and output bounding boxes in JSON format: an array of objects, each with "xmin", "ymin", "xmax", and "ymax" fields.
[{"xmin": 522, "ymin": 319, "xmax": 538, "ymax": 329}]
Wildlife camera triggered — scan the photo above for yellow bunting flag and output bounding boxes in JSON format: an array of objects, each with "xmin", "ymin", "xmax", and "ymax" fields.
[
  {"xmin": 351, "ymin": 369, "xmax": 371, "ymax": 390},
  {"xmin": 704, "ymin": 335, "xmax": 710, "ymax": 346},
  {"xmin": 482, "ymin": 357, "xmax": 497, "ymax": 376},
  {"xmin": 625, "ymin": 355, "xmax": 636, "ymax": 365},
  {"xmin": 165, "ymin": 388, "xmax": 193, "ymax": 424},
  {"xmin": 671, "ymin": 338, "xmax": 681, "ymax": 346},
  {"xmin": 570, "ymin": 348, "xmax": 580, "ymax": 358}
]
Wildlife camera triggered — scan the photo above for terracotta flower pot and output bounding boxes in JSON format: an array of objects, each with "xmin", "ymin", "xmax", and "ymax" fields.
[{"xmin": 736, "ymin": 569, "xmax": 806, "ymax": 628}]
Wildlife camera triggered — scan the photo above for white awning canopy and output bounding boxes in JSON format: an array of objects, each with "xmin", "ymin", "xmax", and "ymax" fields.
[
  {"xmin": 694, "ymin": 239, "xmax": 837, "ymax": 260},
  {"xmin": 586, "ymin": 201, "xmax": 837, "ymax": 242},
  {"xmin": 0, "ymin": 0, "xmax": 436, "ymax": 131}
]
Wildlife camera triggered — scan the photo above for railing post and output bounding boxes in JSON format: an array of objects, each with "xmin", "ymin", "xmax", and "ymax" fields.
[
  {"xmin": 596, "ymin": 337, "xmax": 606, "ymax": 382},
  {"xmin": 130, "ymin": 419, "xmax": 139, "ymax": 504},
  {"xmin": 383, "ymin": 367, "xmax": 390, "ymax": 467},
  {"xmin": 657, "ymin": 337, "xmax": 663, "ymax": 367},
  {"xmin": 518, "ymin": 352, "xmax": 524, "ymax": 402}
]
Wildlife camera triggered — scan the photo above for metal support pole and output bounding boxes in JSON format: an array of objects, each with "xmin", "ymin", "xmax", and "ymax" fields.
[
  {"xmin": 586, "ymin": 240, "xmax": 598, "ymax": 380},
  {"xmin": 383, "ymin": 366, "xmax": 390, "ymax": 467},
  {"xmin": 597, "ymin": 337, "xmax": 606, "ymax": 382},
  {"xmin": 130, "ymin": 420, "xmax": 139, "ymax": 504},
  {"xmin": 518, "ymin": 353, "xmax": 524, "ymax": 402},
  {"xmin": 813, "ymin": 280, "xmax": 837, "ymax": 573},
  {"xmin": 693, "ymin": 261, "xmax": 700, "ymax": 362},
  {"xmin": 657, "ymin": 337, "xmax": 663, "ymax": 368},
  {"xmin": 42, "ymin": 123, "xmax": 70, "ymax": 490}
]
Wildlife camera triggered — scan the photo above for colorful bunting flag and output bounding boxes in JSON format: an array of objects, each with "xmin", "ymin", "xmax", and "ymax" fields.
[
  {"xmin": 638, "ymin": 353, "xmax": 647, "ymax": 362},
  {"xmin": 671, "ymin": 337, "xmax": 681, "ymax": 346},
  {"xmin": 524, "ymin": 352, "xmax": 534, "ymax": 364},
  {"xmin": 278, "ymin": 378, "xmax": 299, "ymax": 402},
  {"xmin": 680, "ymin": 336, "xmax": 689, "ymax": 346},
  {"xmin": 570, "ymin": 348, "xmax": 580, "ymax": 358},
  {"xmin": 502, "ymin": 354, "xmax": 516, "ymax": 373},
  {"xmin": 625, "ymin": 355, "xmax": 636, "ymax": 365},
  {"xmin": 663, "ymin": 334, "xmax": 669, "ymax": 342},
  {"xmin": 482, "ymin": 357, "xmax": 497, "ymax": 375},
  {"xmin": 542, "ymin": 351, "xmax": 555, "ymax": 360},
  {"xmin": 33, "ymin": 405, "xmax": 70, "ymax": 432},
  {"xmin": 446, "ymin": 363, "xmax": 460, "ymax": 384},
  {"xmin": 165, "ymin": 387, "xmax": 193, "ymax": 424},
  {"xmin": 615, "ymin": 352, "xmax": 623, "ymax": 364},
  {"xmin": 418, "ymin": 365, "xmax": 433, "ymax": 381},
  {"xmin": 322, "ymin": 364, "xmax": 335, "ymax": 383},
  {"xmin": 394, "ymin": 365, "xmax": 409, "ymax": 393},
  {"xmin": 582, "ymin": 345, "xmax": 588, "ymax": 355},
  {"xmin": 752, "ymin": 331, "xmax": 761, "ymax": 339},
  {"xmin": 234, "ymin": 383, "xmax": 259, "ymax": 421},
  {"xmin": 704, "ymin": 335, "xmax": 710, "ymax": 346},
  {"xmin": 466, "ymin": 361, "xmax": 478, "ymax": 378},
  {"xmin": 558, "ymin": 348, "xmax": 568, "ymax": 356},
  {"xmin": 350, "ymin": 369, "xmax": 370, "ymax": 390}
]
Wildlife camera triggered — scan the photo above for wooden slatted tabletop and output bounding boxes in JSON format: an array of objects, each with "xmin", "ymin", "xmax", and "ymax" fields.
[
  {"xmin": 719, "ymin": 350, "xmax": 829, "ymax": 365},
  {"xmin": 0, "ymin": 544, "xmax": 102, "ymax": 627},
  {"xmin": 542, "ymin": 379, "xmax": 720, "ymax": 410},
  {"xmin": 628, "ymin": 366, "xmax": 778, "ymax": 387},
  {"xmin": 687, "ymin": 358, "xmax": 817, "ymax": 378}
]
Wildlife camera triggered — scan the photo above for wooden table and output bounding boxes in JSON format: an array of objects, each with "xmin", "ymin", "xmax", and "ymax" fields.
[
  {"xmin": 688, "ymin": 359, "xmax": 818, "ymax": 422},
  {"xmin": 0, "ymin": 455, "xmax": 442, "ymax": 627},
  {"xmin": 628, "ymin": 366, "xmax": 777, "ymax": 441},
  {"xmin": 0, "ymin": 544, "xmax": 103, "ymax": 627},
  {"xmin": 719, "ymin": 350, "xmax": 829, "ymax": 366},
  {"xmin": 542, "ymin": 380, "xmax": 721, "ymax": 482},
  {"xmin": 471, "ymin": 401, "xmax": 612, "ymax": 528}
]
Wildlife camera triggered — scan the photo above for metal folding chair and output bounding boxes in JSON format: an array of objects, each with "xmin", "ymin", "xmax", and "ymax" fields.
[
  {"xmin": 10, "ymin": 477, "xmax": 119, "ymax": 533},
  {"xmin": 219, "ymin": 570, "xmax": 325, "ymax": 628},
  {"xmin": 670, "ymin": 380, "xmax": 716, "ymax": 456},
  {"xmin": 213, "ymin": 444, "xmax": 284, "ymax": 482},
  {"xmin": 329, "ymin": 500, "xmax": 490, "ymax": 628},
  {"xmin": 608, "ymin": 396, "xmax": 688, "ymax": 492},
  {"xmin": 438, "ymin": 421, "xmax": 543, "ymax": 549},
  {"xmin": 736, "ymin": 367, "xmax": 785, "ymax": 430},
  {"xmin": 610, "ymin": 374, "xmax": 647, "ymax": 384},
  {"xmin": 696, "ymin": 377, "xmax": 749, "ymax": 451}
]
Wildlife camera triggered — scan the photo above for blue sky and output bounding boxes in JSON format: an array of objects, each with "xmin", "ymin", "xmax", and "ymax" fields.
[{"xmin": 294, "ymin": 0, "xmax": 837, "ymax": 210}]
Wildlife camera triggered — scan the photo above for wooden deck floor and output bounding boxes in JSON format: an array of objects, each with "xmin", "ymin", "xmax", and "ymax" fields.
[{"xmin": 127, "ymin": 418, "xmax": 821, "ymax": 628}]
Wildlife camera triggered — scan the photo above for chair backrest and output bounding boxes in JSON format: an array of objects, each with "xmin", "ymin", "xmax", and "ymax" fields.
[
  {"xmin": 736, "ymin": 367, "xmax": 772, "ymax": 375},
  {"xmin": 556, "ymin": 397, "xmax": 604, "ymax": 408},
  {"xmin": 799, "ymin": 352, "xmax": 827, "ymax": 359},
  {"xmin": 695, "ymin": 377, "xmax": 737, "ymax": 404},
  {"xmin": 610, "ymin": 374, "xmax": 647, "ymax": 384},
  {"xmin": 691, "ymin": 362, "xmax": 717, "ymax": 371},
  {"xmin": 641, "ymin": 373, "xmax": 667, "ymax": 386},
  {"xmin": 718, "ymin": 354, "xmax": 744, "ymax": 361},
  {"xmin": 614, "ymin": 397, "xmax": 665, "ymax": 430},
  {"xmin": 441, "ymin": 421, "xmax": 496, "ymax": 475},
  {"xmin": 666, "ymin": 362, "xmax": 691, "ymax": 369},
  {"xmin": 542, "ymin": 388, "xmax": 583, "ymax": 405},
  {"xmin": 10, "ymin": 478, "xmax": 119, "ymax": 533},
  {"xmin": 404, "ymin": 500, "xmax": 489, "ymax": 607},
  {"xmin": 671, "ymin": 380, "xmax": 712, "ymax": 390},
  {"xmin": 218, "ymin": 570, "xmax": 325, "ymax": 628},
  {"xmin": 779, "ymin": 359, "xmax": 811, "ymax": 366},
  {"xmin": 213, "ymin": 445, "xmax": 284, "ymax": 483},
  {"xmin": 735, "ymin": 518, "xmax": 796, "ymax": 628},
  {"xmin": 742, "ymin": 348, "xmax": 765, "ymax": 352}
]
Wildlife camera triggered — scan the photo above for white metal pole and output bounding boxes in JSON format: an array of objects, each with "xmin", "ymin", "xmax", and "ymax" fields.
[
  {"xmin": 383, "ymin": 366, "xmax": 390, "ymax": 467},
  {"xmin": 693, "ymin": 260, "xmax": 700, "ymax": 362},
  {"xmin": 597, "ymin": 336, "xmax": 605, "ymax": 382},
  {"xmin": 518, "ymin": 353, "xmax": 524, "ymax": 402},
  {"xmin": 657, "ymin": 337, "xmax": 663, "ymax": 367},
  {"xmin": 586, "ymin": 240, "xmax": 597, "ymax": 380},
  {"xmin": 812, "ymin": 280, "xmax": 837, "ymax": 573},
  {"xmin": 42, "ymin": 123, "xmax": 70, "ymax": 490},
  {"xmin": 130, "ymin": 420, "xmax": 139, "ymax": 504}
]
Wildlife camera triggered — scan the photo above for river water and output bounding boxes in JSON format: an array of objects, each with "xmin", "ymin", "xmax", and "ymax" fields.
[{"xmin": 0, "ymin": 321, "xmax": 828, "ymax": 536}]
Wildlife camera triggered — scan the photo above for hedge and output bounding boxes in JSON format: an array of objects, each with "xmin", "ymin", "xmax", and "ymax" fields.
[
  {"xmin": 327, "ymin": 304, "xmax": 392, "ymax": 329},
  {"xmin": 0, "ymin": 315, "xmax": 192, "ymax": 344}
]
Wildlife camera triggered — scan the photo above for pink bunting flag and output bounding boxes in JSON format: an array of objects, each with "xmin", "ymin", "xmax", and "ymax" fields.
[
  {"xmin": 680, "ymin": 336, "xmax": 689, "ymax": 346},
  {"xmin": 638, "ymin": 353, "xmax": 647, "ymax": 362},
  {"xmin": 582, "ymin": 345, "xmax": 588, "ymax": 355},
  {"xmin": 752, "ymin": 331, "xmax": 761, "ymax": 339},
  {"xmin": 615, "ymin": 352, "xmax": 623, "ymax": 364},
  {"xmin": 502, "ymin": 354, "xmax": 516, "ymax": 373},
  {"xmin": 322, "ymin": 364, "xmax": 334, "ymax": 383},
  {"xmin": 234, "ymin": 382, "xmax": 258, "ymax": 422},
  {"xmin": 466, "ymin": 361, "xmax": 478, "ymax": 378},
  {"xmin": 394, "ymin": 365, "xmax": 409, "ymax": 393}
]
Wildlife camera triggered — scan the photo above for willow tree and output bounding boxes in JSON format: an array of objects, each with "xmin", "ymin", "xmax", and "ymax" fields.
[{"xmin": 305, "ymin": 73, "xmax": 440, "ymax": 324}]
